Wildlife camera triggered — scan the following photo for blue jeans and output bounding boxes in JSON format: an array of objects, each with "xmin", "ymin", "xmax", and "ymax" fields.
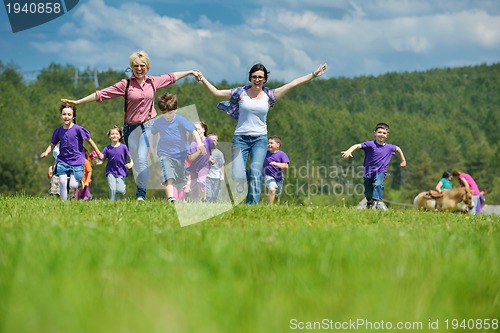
[
  {"xmin": 364, "ymin": 173, "xmax": 386, "ymax": 203},
  {"xmin": 232, "ymin": 134, "xmax": 268, "ymax": 204},
  {"xmin": 55, "ymin": 161, "xmax": 84, "ymax": 201},
  {"xmin": 123, "ymin": 120, "xmax": 153, "ymax": 199}
]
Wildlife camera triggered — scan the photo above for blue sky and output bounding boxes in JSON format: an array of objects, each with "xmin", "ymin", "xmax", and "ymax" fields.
[{"xmin": 1, "ymin": 0, "xmax": 500, "ymax": 83}]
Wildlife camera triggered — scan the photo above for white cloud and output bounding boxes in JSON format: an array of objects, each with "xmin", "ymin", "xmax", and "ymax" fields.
[{"xmin": 24, "ymin": 0, "xmax": 500, "ymax": 82}]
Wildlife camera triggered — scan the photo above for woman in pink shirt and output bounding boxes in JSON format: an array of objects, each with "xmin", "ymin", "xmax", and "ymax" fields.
[
  {"xmin": 61, "ymin": 50, "xmax": 201, "ymax": 201},
  {"xmin": 452, "ymin": 170, "xmax": 481, "ymax": 214}
]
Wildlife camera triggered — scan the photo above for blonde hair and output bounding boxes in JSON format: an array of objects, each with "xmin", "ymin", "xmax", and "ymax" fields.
[{"xmin": 129, "ymin": 50, "xmax": 151, "ymax": 69}]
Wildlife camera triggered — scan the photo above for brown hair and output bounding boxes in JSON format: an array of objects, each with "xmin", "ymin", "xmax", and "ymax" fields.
[
  {"xmin": 60, "ymin": 104, "xmax": 77, "ymax": 124},
  {"xmin": 157, "ymin": 93, "xmax": 177, "ymax": 112},
  {"xmin": 268, "ymin": 135, "xmax": 282, "ymax": 146},
  {"xmin": 196, "ymin": 121, "xmax": 208, "ymax": 136},
  {"xmin": 108, "ymin": 125, "xmax": 124, "ymax": 143},
  {"xmin": 248, "ymin": 63, "xmax": 269, "ymax": 82},
  {"xmin": 374, "ymin": 122, "xmax": 389, "ymax": 132}
]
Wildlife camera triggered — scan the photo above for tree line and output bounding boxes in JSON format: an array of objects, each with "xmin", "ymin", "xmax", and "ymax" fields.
[{"xmin": 1, "ymin": 61, "xmax": 498, "ymax": 206}]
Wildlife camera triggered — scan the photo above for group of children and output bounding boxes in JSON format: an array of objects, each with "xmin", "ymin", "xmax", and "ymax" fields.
[
  {"xmin": 42, "ymin": 104, "xmax": 491, "ymax": 212},
  {"xmin": 41, "ymin": 93, "xmax": 291, "ymax": 204},
  {"xmin": 41, "ymin": 104, "xmax": 134, "ymax": 201},
  {"xmin": 42, "ymin": 95, "xmax": 414, "ymax": 208},
  {"xmin": 148, "ymin": 92, "xmax": 290, "ymax": 204}
]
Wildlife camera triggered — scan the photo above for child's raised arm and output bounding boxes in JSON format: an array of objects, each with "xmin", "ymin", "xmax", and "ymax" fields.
[
  {"xmin": 396, "ymin": 146, "xmax": 407, "ymax": 168},
  {"xmin": 40, "ymin": 143, "xmax": 55, "ymax": 158},
  {"xmin": 86, "ymin": 138, "xmax": 103, "ymax": 160},
  {"xmin": 341, "ymin": 144, "xmax": 362, "ymax": 159},
  {"xmin": 193, "ymin": 130, "xmax": 207, "ymax": 155}
]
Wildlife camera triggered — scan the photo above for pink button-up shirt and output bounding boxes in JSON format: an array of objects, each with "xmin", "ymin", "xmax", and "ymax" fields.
[
  {"xmin": 95, "ymin": 73, "xmax": 176, "ymax": 125},
  {"xmin": 459, "ymin": 173, "xmax": 480, "ymax": 196}
]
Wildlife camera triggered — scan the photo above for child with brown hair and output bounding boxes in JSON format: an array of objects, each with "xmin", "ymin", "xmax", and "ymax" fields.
[
  {"xmin": 342, "ymin": 122, "xmax": 406, "ymax": 210},
  {"xmin": 263, "ymin": 136, "xmax": 290, "ymax": 204},
  {"xmin": 40, "ymin": 104, "xmax": 102, "ymax": 201},
  {"xmin": 150, "ymin": 93, "xmax": 206, "ymax": 203},
  {"xmin": 101, "ymin": 125, "xmax": 134, "ymax": 201}
]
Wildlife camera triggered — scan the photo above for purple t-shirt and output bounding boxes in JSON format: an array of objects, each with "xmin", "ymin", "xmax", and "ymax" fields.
[
  {"xmin": 476, "ymin": 193, "xmax": 485, "ymax": 213},
  {"xmin": 50, "ymin": 124, "xmax": 91, "ymax": 165},
  {"xmin": 263, "ymin": 150, "xmax": 290, "ymax": 182},
  {"xmin": 151, "ymin": 114, "xmax": 196, "ymax": 161},
  {"xmin": 102, "ymin": 143, "xmax": 131, "ymax": 177},
  {"xmin": 187, "ymin": 137, "xmax": 215, "ymax": 174},
  {"xmin": 360, "ymin": 140, "xmax": 397, "ymax": 178}
]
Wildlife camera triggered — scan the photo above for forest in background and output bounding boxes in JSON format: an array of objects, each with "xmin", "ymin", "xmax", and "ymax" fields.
[{"xmin": 1, "ymin": 61, "xmax": 499, "ymax": 206}]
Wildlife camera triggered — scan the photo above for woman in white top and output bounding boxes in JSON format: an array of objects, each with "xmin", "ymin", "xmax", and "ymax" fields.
[{"xmin": 198, "ymin": 63, "xmax": 327, "ymax": 204}]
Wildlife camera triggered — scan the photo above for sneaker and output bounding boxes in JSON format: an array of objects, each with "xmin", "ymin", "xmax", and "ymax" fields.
[
  {"xmin": 373, "ymin": 201, "xmax": 388, "ymax": 211},
  {"xmin": 136, "ymin": 197, "xmax": 145, "ymax": 202},
  {"xmin": 366, "ymin": 201, "xmax": 373, "ymax": 209},
  {"xmin": 167, "ymin": 197, "xmax": 176, "ymax": 204}
]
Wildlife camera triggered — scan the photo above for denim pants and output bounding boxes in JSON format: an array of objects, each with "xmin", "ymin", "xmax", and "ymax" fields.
[
  {"xmin": 206, "ymin": 178, "xmax": 222, "ymax": 202},
  {"xmin": 107, "ymin": 174, "xmax": 126, "ymax": 201},
  {"xmin": 232, "ymin": 134, "xmax": 268, "ymax": 204},
  {"xmin": 364, "ymin": 173, "xmax": 386, "ymax": 202},
  {"xmin": 55, "ymin": 161, "xmax": 84, "ymax": 201},
  {"xmin": 123, "ymin": 120, "xmax": 153, "ymax": 199}
]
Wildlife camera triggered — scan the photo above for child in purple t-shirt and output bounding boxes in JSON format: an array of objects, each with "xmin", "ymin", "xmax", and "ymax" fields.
[
  {"xmin": 263, "ymin": 136, "xmax": 290, "ymax": 204},
  {"xmin": 40, "ymin": 105, "xmax": 103, "ymax": 201},
  {"xmin": 101, "ymin": 125, "xmax": 134, "ymax": 201},
  {"xmin": 187, "ymin": 121, "xmax": 215, "ymax": 202},
  {"xmin": 341, "ymin": 122, "xmax": 406, "ymax": 210}
]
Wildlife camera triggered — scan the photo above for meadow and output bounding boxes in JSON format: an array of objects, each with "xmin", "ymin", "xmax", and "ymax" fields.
[{"xmin": 0, "ymin": 196, "xmax": 499, "ymax": 333}]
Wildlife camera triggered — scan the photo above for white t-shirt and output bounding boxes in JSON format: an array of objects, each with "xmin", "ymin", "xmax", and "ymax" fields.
[{"xmin": 234, "ymin": 91, "xmax": 270, "ymax": 136}]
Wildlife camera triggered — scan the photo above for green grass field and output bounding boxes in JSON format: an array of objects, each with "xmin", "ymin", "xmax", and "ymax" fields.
[{"xmin": 1, "ymin": 196, "xmax": 499, "ymax": 333}]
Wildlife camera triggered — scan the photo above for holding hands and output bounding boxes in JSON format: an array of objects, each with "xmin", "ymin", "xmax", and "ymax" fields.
[{"xmin": 192, "ymin": 70, "xmax": 203, "ymax": 82}]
